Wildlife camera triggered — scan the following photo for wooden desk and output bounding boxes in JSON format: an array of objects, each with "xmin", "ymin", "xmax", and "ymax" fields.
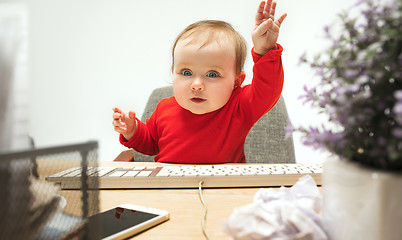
[
  {"xmin": 98, "ymin": 162, "xmax": 261, "ymax": 240},
  {"xmin": 39, "ymin": 161, "xmax": 311, "ymax": 240},
  {"xmin": 101, "ymin": 185, "xmax": 259, "ymax": 239}
]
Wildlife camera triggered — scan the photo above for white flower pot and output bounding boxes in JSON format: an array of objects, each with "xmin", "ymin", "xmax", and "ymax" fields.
[{"xmin": 322, "ymin": 159, "xmax": 402, "ymax": 240}]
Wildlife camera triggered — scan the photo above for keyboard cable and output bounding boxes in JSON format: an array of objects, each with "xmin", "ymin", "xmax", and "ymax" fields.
[{"xmin": 198, "ymin": 180, "xmax": 211, "ymax": 240}]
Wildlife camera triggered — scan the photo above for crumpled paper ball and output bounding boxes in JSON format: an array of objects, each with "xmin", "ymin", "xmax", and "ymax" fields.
[{"xmin": 223, "ymin": 175, "xmax": 328, "ymax": 240}]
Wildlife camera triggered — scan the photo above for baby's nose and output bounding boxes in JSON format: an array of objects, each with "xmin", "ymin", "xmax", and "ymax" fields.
[{"xmin": 191, "ymin": 78, "xmax": 204, "ymax": 91}]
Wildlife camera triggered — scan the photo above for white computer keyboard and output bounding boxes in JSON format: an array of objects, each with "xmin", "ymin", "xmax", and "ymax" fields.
[{"xmin": 46, "ymin": 163, "xmax": 322, "ymax": 189}]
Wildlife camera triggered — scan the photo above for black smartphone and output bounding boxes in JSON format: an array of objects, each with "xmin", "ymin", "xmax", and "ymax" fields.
[{"xmin": 87, "ymin": 204, "xmax": 169, "ymax": 240}]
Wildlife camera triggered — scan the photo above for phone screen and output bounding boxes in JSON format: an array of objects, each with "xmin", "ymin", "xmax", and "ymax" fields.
[{"xmin": 87, "ymin": 206, "xmax": 160, "ymax": 239}]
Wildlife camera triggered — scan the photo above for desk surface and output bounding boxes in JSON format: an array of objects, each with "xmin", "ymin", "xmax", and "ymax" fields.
[
  {"xmin": 99, "ymin": 162, "xmax": 261, "ymax": 240},
  {"xmin": 40, "ymin": 161, "xmax": 312, "ymax": 240}
]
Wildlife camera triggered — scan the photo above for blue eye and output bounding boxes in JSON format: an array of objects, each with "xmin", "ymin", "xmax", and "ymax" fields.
[
  {"xmin": 182, "ymin": 70, "xmax": 192, "ymax": 76},
  {"xmin": 207, "ymin": 72, "xmax": 219, "ymax": 78}
]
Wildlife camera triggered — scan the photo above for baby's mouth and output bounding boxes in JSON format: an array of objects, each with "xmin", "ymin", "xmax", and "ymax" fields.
[{"xmin": 191, "ymin": 97, "xmax": 206, "ymax": 103}]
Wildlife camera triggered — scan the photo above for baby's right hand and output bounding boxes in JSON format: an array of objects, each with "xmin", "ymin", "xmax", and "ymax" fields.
[{"xmin": 112, "ymin": 107, "xmax": 137, "ymax": 141}]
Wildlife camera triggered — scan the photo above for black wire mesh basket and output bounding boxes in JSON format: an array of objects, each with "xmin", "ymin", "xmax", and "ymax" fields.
[{"xmin": 0, "ymin": 141, "xmax": 100, "ymax": 240}]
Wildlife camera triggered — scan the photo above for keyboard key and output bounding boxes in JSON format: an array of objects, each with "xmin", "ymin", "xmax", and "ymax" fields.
[
  {"xmin": 63, "ymin": 169, "xmax": 82, "ymax": 177},
  {"xmin": 136, "ymin": 171, "xmax": 152, "ymax": 177},
  {"xmin": 124, "ymin": 171, "xmax": 140, "ymax": 177},
  {"xmin": 109, "ymin": 171, "xmax": 127, "ymax": 177},
  {"xmin": 97, "ymin": 167, "xmax": 115, "ymax": 177},
  {"xmin": 49, "ymin": 167, "xmax": 80, "ymax": 177},
  {"xmin": 155, "ymin": 171, "xmax": 170, "ymax": 177}
]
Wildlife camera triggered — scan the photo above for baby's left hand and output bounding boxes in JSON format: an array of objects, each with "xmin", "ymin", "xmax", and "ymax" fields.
[{"xmin": 252, "ymin": 0, "xmax": 287, "ymax": 55}]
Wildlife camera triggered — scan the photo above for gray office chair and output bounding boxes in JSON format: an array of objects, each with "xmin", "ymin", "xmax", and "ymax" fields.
[{"xmin": 114, "ymin": 86, "xmax": 296, "ymax": 163}]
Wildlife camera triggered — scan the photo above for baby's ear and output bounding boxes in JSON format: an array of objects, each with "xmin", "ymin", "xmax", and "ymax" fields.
[{"xmin": 234, "ymin": 72, "xmax": 246, "ymax": 88}]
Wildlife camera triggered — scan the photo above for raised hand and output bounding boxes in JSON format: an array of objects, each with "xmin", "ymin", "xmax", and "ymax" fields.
[
  {"xmin": 252, "ymin": 0, "xmax": 287, "ymax": 55},
  {"xmin": 112, "ymin": 107, "xmax": 137, "ymax": 141}
]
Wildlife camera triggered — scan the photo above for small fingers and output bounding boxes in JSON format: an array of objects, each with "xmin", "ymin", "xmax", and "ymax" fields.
[
  {"xmin": 275, "ymin": 13, "xmax": 287, "ymax": 27},
  {"xmin": 255, "ymin": 19, "xmax": 274, "ymax": 36},
  {"xmin": 113, "ymin": 119, "xmax": 127, "ymax": 134},
  {"xmin": 268, "ymin": 1, "xmax": 276, "ymax": 20},
  {"xmin": 113, "ymin": 119, "xmax": 125, "ymax": 127},
  {"xmin": 112, "ymin": 107, "xmax": 126, "ymax": 131},
  {"xmin": 113, "ymin": 112, "xmax": 121, "ymax": 121},
  {"xmin": 112, "ymin": 107, "xmax": 123, "ymax": 114},
  {"xmin": 257, "ymin": 1, "xmax": 265, "ymax": 15},
  {"xmin": 114, "ymin": 126, "xmax": 127, "ymax": 134},
  {"xmin": 112, "ymin": 107, "xmax": 125, "ymax": 121},
  {"xmin": 264, "ymin": 0, "xmax": 274, "ymax": 20},
  {"xmin": 128, "ymin": 111, "xmax": 136, "ymax": 119},
  {"xmin": 255, "ymin": 1, "xmax": 266, "ymax": 25},
  {"xmin": 112, "ymin": 107, "xmax": 136, "ymax": 136}
]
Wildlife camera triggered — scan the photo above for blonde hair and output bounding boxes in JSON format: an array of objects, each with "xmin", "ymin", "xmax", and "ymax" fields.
[{"xmin": 172, "ymin": 20, "xmax": 247, "ymax": 74}]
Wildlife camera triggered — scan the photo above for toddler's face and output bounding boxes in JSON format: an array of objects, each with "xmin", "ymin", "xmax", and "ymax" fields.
[{"xmin": 172, "ymin": 36, "xmax": 243, "ymax": 115}]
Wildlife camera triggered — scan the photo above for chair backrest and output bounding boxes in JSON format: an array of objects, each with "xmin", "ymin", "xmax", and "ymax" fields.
[{"xmin": 134, "ymin": 86, "xmax": 296, "ymax": 163}]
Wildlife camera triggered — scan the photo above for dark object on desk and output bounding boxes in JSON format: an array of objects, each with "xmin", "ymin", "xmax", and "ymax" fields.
[
  {"xmin": 87, "ymin": 204, "xmax": 169, "ymax": 239},
  {"xmin": 114, "ymin": 86, "xmax": 296, "ymax": 163},
  {"xmin": 0, "ymin": 141, "xmax": 100, "ymax": 240}
]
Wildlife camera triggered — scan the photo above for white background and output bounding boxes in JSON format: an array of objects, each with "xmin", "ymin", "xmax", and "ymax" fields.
[{"xmin": 2, "ymin": 0, "xmax": 353, "ymax": 162}]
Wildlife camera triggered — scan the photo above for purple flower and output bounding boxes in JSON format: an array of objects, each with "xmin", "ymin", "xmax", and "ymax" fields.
[
  {"xmin": 393, "ymin": 102, "xmax": 402, "ymax": 125},
  {"xmin": 348, "ymin": 84, "xmax": 361, "ymax": 92},
  {"xmin": 293, "ymin": 0, "xmax": 402, "ymax": 170},
  {"xmin": 298, "ymin": 52, "xmax": 307, "ymax": 66},
  {"xmin": 393, "ymin": 102, "xmax": 402, "ymax": 115},
  {"xmin": 356, "ymin": 75, "xmax": 369, "ymax": 84},
  {"xmin": 392, "ymin": 128, "xmax": 402, "ymax": 138},
  {"xmin": 353, "ymin": 0, "xmax": 366, "ymax": 8},
  {"xmin": 344, "ymin": 69, "xmax": 357, "ymax": 78},
  {"xmin": 394, "ymin": 90, "xmax": 402, "ymax": 100}
]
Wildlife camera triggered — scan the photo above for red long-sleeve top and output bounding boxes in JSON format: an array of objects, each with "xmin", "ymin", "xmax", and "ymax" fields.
[{"xmin": 120, "ymin": 44, "xmax": 284, "ymax": 163}]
